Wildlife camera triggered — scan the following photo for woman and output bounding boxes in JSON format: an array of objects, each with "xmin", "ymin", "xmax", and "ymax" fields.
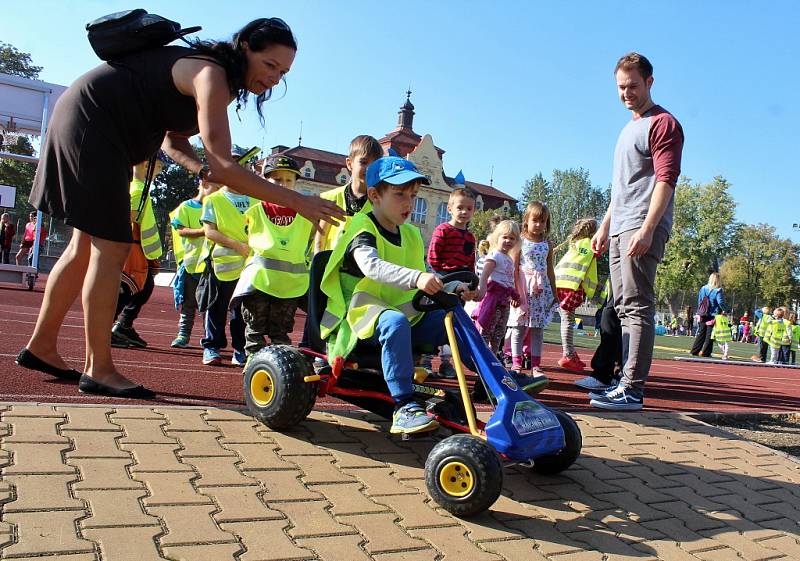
[
  {"xmin": 16, "ymin": 18, "xmax": 343, "ymax": 398},
  {"xmin": 690, "ymin": 272, "xmax": 725, "ymax": 357},
  {"xmin": 15, "ymin": 212, "xmax": 44, "ymax": 266}
]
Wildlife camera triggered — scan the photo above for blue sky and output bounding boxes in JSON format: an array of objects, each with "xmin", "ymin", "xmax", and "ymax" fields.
[{"xmin": 2, "ymin": 1, "xmax": 798, "ymax": 240}]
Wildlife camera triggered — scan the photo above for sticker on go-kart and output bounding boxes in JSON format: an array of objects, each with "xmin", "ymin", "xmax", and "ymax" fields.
[
  {"xmin": 512, "ymin": 401, "xmax": 560, "ymax": 436},
  {"xmin": 500, "ymin": 375, "xmax": 519, "ymax": 391}
]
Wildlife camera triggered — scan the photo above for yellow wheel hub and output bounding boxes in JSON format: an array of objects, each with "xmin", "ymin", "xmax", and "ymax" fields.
[
  {"xmin": 439, "ymin": 461, "xmax": 474, "ymax": 497},
  {"xmin": 250, "ymin": 369, "xmax": 275, "ymax": 406}
]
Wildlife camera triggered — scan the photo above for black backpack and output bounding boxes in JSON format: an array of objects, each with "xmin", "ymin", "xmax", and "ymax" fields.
[
  {"xmin": 697, "ymin": 288, "xmax": 714, "ymax": 316},
  {"xmin": 86, "ymin": 9, "xmax": 201, "ymax": 61}
]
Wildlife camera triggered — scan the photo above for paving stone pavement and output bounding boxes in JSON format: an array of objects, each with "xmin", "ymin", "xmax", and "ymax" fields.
[{"xmin": 1, "ymin": 403, "xmax": 800, "ymax": 560}]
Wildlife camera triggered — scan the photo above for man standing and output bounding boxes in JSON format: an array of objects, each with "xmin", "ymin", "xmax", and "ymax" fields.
[{"xmin": 589, "ymin": 53, "xmax": 684, "ymax": 410}]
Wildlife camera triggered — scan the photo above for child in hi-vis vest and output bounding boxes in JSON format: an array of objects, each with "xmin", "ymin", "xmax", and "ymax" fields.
[
  {"xmin": 764, "ymin": 307, "xmax": 791, "ymax": 364},
  {"xmin": 554, "ymin": 218, "xmax": 599, "ymax": 372},
  {"xmin": 712, "ymin": 310, "xmax": 732, "ymax": 360},
  {"xmin": 231, "ymin": 155, "xmax": 313, "ymax": 357},
  {"xmin": 319, "ymin": 156, "xmax": 475, "ymax": 435}
]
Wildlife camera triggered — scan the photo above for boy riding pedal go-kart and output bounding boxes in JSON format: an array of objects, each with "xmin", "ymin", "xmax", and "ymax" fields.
[{"xmin": 242, "ymin": 156, "xmax": 582, "ymax": 516}]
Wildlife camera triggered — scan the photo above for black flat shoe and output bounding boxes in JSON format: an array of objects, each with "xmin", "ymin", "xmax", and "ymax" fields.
[
  {"xmin": 78, "ymin": 375, "xmax": 155, "ymax": 399},
  {"xmin": 16, "ymin": 348, "xmax": 82, "ymax": 381}
]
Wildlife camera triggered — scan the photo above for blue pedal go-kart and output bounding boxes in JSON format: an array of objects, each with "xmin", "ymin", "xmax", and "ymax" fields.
[{"xmin": 243, "ymin": 252, "xmax": 582, "ymax": 517}]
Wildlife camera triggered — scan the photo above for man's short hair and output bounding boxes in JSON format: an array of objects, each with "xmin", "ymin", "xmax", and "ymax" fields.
[
  {"xmin": 449, "ymin": 186, "xmax": 477, "ymax": 202},
  {"xmin": 614, "ymin": 52, "xmax": 653, "ymax": 79},
  {"xmin": 349, "ymin": 135, "xmax": 383, "ymax": 161}
]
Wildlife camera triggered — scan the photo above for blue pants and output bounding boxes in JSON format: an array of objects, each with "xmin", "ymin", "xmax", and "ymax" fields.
[
  {"xmin": 366, "ymin": 309, "xmax": 469, "ymax": 404},
  {"xmin": 201, "ymin": 277, "xmax": 245, "ymax": 352}
]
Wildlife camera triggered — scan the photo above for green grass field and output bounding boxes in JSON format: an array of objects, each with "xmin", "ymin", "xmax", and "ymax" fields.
[{"xmin": 541, "ymin": 324, "xmax": 763, "ymax": 362}]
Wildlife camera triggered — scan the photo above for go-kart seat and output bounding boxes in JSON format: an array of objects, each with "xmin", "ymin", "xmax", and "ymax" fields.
[{"xmin": 305, "ymin": 251, "xmax": 432, "ymax": 370}]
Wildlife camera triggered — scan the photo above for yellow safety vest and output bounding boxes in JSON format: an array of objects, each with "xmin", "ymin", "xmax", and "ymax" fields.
[
  {"xmin": 169, "ymin": 200, "xmax": 204, "ymax": 274},
  {"xmin": 555, "ymin": 238, "xmax": 598, "ymax": 299},
  {"xmin": 712, "ymin": 314, "xmax": 732, "ymax": 343},
  {"xmin": 319, "ymin": 184, "xmax": 373, "ymax": 251},
  {"xmin": 244, "ymin": 205, "xmax": 313, "ymax": 298},
  {"xmin": 765, "ymin": 318, "xmax": 792, "ymax": 349},
  {"xmin": 198, "ymin": 191, "xmax": 257, "ymax": 282},
  {"xmin": 320, "ymin": 212, "xmax": 424, "ymax": 361},
  {"xmin": 130, "ymin": 179, "xmax": 162, "ymax": 259},
  {"xmin": 791, "ymin": 324, "xmax": 800, "ymax": 351},
  {"xmin": 756, "ymin": 315, "xmax": 772, "ymax": 338}
]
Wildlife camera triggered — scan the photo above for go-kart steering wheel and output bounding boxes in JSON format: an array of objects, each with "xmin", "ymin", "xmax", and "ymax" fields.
[{"xmin": 412, "ymin": 271, "xmax": 479, "ymax": 312}]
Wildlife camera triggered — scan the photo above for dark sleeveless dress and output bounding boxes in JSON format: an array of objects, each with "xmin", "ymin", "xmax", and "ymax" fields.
[{"xmin": 29, "ymin": 46, "xmax": 203, "ymax": 243}]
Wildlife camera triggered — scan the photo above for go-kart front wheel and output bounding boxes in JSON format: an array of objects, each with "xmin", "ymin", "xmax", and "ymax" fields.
[
  {"xmin": 531, "ymin": 409, "xmax": 582, "ymax": 475},
  {"xmin": 243, "ymin": 345, "xmax": 317, "ymax": 430},
  {"xmin": 425, "ymin": 434, "xmax": 503, "ymax": 517}
]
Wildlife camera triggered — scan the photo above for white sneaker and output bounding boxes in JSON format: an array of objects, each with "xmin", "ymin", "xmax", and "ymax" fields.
[{"xmin": 574, "ymin": 376, "xmax": 612, "ymax": 391}]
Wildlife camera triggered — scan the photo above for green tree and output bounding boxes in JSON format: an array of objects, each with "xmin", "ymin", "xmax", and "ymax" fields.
[
  {"xmin": 546, "ymin": 168, "xmax": 608, "ymax": 249},
  {"xmin": 0, "ymin": 135, "xmax": 37, "ymax": 217},
  {"xmin": 723, "ymin": 224, "xmax": 800, "ymax": 311},
  {"xmin": 0, "ymin": 43, "xmax": 42, "ymax": 79},
  {"xmin": 655, "ymin": 176, "xmax": 738, "ymax": 316},
  {"xmin": 518, "ymin": 172, "xmax": 549, "ymax": 211}
]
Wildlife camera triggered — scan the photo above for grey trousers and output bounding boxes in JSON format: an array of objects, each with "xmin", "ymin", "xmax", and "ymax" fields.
[{"xmin": 609, "ymin": 227, "xmax": 668, "ymax": 393}]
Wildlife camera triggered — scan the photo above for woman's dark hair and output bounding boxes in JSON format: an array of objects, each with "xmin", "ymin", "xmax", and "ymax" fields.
[{"xmin": 188, "ymin": 18, "xmax": 297, "ymax": 125}]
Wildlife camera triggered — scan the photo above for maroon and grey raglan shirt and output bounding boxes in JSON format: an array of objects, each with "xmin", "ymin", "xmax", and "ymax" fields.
[{"xmin": 609, "ymin": 105, "xmax": 684, "ymax": 237}]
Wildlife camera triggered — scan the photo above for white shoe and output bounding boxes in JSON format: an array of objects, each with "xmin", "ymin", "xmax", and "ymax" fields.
[{"xmin": 574, "ymin": 376, "xmax": 612, "ymax": 391}]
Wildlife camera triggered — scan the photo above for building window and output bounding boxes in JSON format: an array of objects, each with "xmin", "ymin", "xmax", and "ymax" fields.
[
  {"xmin": 475, "ymin": 195, "xmax": 484, "ymax": 211},
  {"xmin": 411, "ymin": 197, "xmax": 428, "ymax": 224},
  {"xmin": 301, "ymin": 160, "xmax": 315, "ymax": 179},
  {"xmin": 339, "ymin": 175, "xmax": 348, "ymax": 185},
  {"xmin": 436, "ymin": 201, "xmax": 450, "ymax": 225}
]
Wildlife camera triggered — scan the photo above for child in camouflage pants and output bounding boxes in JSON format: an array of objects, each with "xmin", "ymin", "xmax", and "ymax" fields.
[{"xmin": 230, "ymin": 155, "xmax": 314, "ymax": 356}]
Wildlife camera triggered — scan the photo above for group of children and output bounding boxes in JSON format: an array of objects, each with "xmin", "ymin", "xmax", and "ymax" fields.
[
  {"xmin": 750, "ymin": 306, "xmax": 800, "ymax": 365},
  {"xmin": 142, "ymin": 133, "xmax": 609, "ymax": 432}
]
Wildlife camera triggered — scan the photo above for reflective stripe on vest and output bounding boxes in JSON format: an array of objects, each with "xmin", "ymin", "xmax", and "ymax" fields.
[
  {"xmin": 200, "ymin": 191, "xmax": 255, "ymax": 281},
  {"xmin": 130, "ymin": 179, "xmax": 162, "ymax": 259},
  {"xmin": 319, "ymin": 212, "xmax": 425, "ymax": 361},
  {"xmin": 554, "ymin": 238, "xmax": 597, "ymax": 299},
  {"xmin": 244, "ymin": 204, "xmax": 313, "ymax": 297},
  {"xmin": 319, "ymin": 185, "xmax": 373, "ymax": 251}
]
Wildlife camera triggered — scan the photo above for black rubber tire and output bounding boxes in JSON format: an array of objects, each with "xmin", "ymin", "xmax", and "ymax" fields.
[
  {"xmin": 425, "ymin": 434, "xmax": 503, "ymax": 517},
  {"xmin": 531, "ymin": 409, "xmax": 582, "ymax": 475},
  {"xmin": 243, "ymin": 345, "xmax": 317, "ymax": 429}
]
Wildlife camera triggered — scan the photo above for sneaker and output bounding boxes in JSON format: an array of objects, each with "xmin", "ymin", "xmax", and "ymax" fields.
[
  {"xmin": 113, "ymin": 323, "xmax": 147, "ymax": 348},
  {"xmin": 171, "ymin": 335, "xmax": 190, "ymax": 348},
  {"xmin": 588, "ymin": 383, "xmax": 617, "ymax": 400},
  {"xmin": 202, "ymin": 348, "xmax": 222, "ymax": 366},
  {"xmin": 572, "ymin": 352, "xmax": 586, "ymax": 368},
  {"xmin": 590, "ymin": 385, "xmax": 644, "ymax": 411},
  {"xmin": 437, "ymin": 361, "xmax": 457, "ymax": 379},
  {"xmin": 512, "ymin": 370, "xmax": 549, "ymax": 395},
  {"xmin": 574, "ymin": 376, "xmax": 612, "ymax": 391},
  {"xmin": 231, "ymin": 349, "xmax": 247, "ymax": 367},
  {"xmin": 110, "ymin": 331, "xmax": 130, "ymax": 349},
  {"xmin": 390, "ymin": 402, "xmax": 439, "ymax": 434},
  {"xmin": 558, "ymin": 355, "xmax": 584, "ymax": 372}
]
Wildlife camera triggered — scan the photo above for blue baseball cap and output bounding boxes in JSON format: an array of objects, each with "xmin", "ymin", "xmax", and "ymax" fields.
[{"xmin": 366, "ymin": 156, "xmax": 431, "ymax": 188}]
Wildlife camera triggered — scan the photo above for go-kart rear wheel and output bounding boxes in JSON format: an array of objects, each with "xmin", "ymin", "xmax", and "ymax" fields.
[
  {"xmin": 531, "ymin": 409, "xmax": 582, "ymax": 475},
  {"xmin": 243, "ymin": 345, "xmax": 317, "ymax": 430},
  {"xmin": 425, "ymin": 434, "xmax": 503, "ymax": 517}
]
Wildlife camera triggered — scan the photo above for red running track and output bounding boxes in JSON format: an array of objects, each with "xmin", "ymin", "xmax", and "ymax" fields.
[{"xmin": 2, "ymin": 280, "xmax": 799, "ymax": 414}]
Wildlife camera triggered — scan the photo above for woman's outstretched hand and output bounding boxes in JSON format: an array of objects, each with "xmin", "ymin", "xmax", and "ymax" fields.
[{"xmin": 294, "ymin": 193, "xmax": 346, "ymax": 230}]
